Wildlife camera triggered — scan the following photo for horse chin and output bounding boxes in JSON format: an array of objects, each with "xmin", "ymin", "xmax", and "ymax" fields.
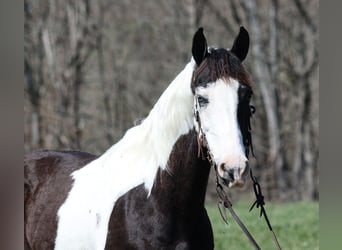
[
  {"xmin": 229, "ymin": 179, "xmax": 245, "ymax": 188},
  {"xmin": 221, "ymin": 177, "xmax": 245, "ymax": 189}
]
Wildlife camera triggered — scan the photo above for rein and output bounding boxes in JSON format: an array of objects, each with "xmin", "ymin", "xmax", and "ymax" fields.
[{"xmin": 192, "ymin": 66, "xmax": 281, "ymax": 249}]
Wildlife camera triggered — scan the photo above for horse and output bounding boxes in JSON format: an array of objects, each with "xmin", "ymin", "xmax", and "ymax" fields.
[{"xmin": 24, "ymin": 26, "xmax": 254, "ymax": 250}]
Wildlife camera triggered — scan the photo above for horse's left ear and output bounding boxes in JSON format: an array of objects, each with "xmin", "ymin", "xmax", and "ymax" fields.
[
  {"xmin": 192, "ymin": 27, "xmax": 208, "ymax": 66},
  {"xmin": 231, "ymin": 26, "xmax": 249, "ymax": 62}
]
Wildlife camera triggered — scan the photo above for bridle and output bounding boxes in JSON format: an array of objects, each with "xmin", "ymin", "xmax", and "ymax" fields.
[{"xmin": 192, "ymin": 63, "xmax": 282, "ymax": 250}]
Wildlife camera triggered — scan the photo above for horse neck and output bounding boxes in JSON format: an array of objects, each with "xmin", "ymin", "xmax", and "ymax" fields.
[
  {"xmin": 99, "ymin": 61, "xmax": 196, "ymax": 194},
  {"xmin": 151, "ymin": 129, "xmax": 211, "ymax": 215}
]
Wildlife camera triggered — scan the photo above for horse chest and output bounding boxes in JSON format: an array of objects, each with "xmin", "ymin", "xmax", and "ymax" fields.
[
  {"xmin": 54, "ymin": 163, "xmax": 145, "ymax": 250},
  {"xmin": 104, "ymin": 184, "xmax": 214, "ymax": 250}
]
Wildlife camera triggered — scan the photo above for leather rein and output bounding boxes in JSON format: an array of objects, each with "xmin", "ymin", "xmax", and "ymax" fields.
[{"xmin": 192, "ymin": 62, "xmax": 281, "ymax": 250}]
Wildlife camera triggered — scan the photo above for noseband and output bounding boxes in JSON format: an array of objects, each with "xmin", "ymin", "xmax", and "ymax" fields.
[{"xmin": 191, "ymin": 63, "xmax": 282, "ymax": 250}]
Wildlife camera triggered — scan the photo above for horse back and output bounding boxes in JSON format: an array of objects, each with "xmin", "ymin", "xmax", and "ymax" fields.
[{"xmin": 24, "ymin": 150, "xmax": 97, "ymax": 250}]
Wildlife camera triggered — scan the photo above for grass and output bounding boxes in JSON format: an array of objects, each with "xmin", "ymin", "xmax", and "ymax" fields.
[{"xmin": 205, "ymin": 201, "xmax": 319, "ymax": 250}]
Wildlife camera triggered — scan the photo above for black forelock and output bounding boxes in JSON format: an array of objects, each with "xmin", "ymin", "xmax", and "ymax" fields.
[{"xmin": 191, "ymin": 47, "xmax": 253, "ymax": 93}]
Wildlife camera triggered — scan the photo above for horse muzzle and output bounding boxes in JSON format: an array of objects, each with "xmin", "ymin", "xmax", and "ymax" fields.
[{"xmin": 217, "ymin": 160, "xmax": 249, "ymax": 188}]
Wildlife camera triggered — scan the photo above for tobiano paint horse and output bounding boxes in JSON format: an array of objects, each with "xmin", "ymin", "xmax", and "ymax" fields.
[{"xmin": 25, "ymin": 27, "xmax": 255, "ymax": 250}]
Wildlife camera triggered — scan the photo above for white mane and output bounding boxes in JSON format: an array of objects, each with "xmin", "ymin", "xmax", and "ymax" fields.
[
  {"xmin": 100, "ymin": 59, "xmax": 196, "ymax": 192},
  {"xmin": 55, "ymin": 59, "xmax": 196, "ymax": 250}
]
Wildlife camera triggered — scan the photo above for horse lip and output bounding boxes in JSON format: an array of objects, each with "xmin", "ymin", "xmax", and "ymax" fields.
[
  {"xmin": 220, "ymin": 176, "xmax": 245, "ymax": 188},
  {"xmin": 228, "ymin": 179, "xmax": 245, "ymax": 188}
]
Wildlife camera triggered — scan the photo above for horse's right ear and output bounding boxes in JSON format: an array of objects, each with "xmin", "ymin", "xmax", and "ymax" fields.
[
  {"xmin": 231, "ymin": 26, "xmax": 249, "ymax": 62},
  {"xmin": 192, "ymin": 27, "xmax": 208, "ymax": 66}
]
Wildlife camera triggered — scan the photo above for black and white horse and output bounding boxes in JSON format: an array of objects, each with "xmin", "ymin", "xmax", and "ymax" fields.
[{"xmin": 25, "ymin": 27, "xmax": 254, "ymax": 250}]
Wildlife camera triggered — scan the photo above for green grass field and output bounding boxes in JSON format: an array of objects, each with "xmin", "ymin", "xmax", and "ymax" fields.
[{"xmin": 206, "ymin": 201, "xmax": 318, "ymax": 250}]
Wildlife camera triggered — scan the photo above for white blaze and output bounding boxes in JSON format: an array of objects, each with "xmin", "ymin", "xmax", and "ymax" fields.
[{"xmin": 195, "ymin": 78, "xmax": 247, "ymax": 168}]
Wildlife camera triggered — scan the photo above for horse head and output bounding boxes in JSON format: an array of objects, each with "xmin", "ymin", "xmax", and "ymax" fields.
[{"xmin": 191, "ymin": 27, "xmax": 253, "ymax": 188}]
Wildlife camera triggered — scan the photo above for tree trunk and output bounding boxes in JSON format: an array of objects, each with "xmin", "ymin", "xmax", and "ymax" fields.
[
  {"xmin": 73, "ymin": 63, "xmax": 82, "ymax": 149},
  {"xmin": 244, "ymin": 0, "xmax": 286, "ymax": 200},
  {"xmin": 97, "ymin": 29, "xmax": 114, "ymax": 144}
]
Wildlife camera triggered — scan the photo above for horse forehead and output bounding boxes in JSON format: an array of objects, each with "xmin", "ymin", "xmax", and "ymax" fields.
[
  {"xmin": 196, "ymin": 78, "xmax": 240, "ymax": 96},
  {"xmin": 192, "ymin": 48, "xmax": 242, "ymax": 90},
  {"xmin": 208, "ymin": 46, "xmax": 228, "ymax": 54}
]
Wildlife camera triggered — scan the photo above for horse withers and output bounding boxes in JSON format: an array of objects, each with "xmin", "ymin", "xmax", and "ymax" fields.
[{"xmin": 25, "ymin": 26, "xmax": 254, "ymax": 250}]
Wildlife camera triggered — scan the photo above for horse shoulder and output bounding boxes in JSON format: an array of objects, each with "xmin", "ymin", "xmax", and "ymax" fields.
[
  {"xmin": 25, "ymin": 150, "xmax": 96, "ymax": 199},
  {"xmin": 24, "ymin": 150, "xmax": 97, "ymax": 249}
]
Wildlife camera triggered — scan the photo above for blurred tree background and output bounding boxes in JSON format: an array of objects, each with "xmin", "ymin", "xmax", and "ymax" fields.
[{"xmin": 24, "ymin": 0, "xmax": 318, "ymax": 202}]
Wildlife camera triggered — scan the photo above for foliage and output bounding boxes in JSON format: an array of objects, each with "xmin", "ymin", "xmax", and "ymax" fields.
[{"xmin": 206, "ymin": 201, "xmax": 319, "ymax": 250}]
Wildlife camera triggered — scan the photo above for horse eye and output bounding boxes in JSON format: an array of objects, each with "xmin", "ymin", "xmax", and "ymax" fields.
[{"xmin": 197, "ymin": 95, "xmax": 209, "ymax": 107}]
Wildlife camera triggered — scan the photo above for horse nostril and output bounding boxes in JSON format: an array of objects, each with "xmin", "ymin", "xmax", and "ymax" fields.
[
  {"xmin": 219, "ymin": 163, "xmax": 225, "ymax": 172},
  {"xmin": 219, "ymin": 164, "xmax": 232, "ymax": 181},
  {"xmin": 228, "ymin": 169, "xmax": 235, "ymax": 181},
  {"xmin": 219, "ymin": 164, "xmax": 235, "ymax": 182}
]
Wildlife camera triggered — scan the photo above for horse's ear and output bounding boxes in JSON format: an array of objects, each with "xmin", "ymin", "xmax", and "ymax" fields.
[
  {"xmin": 192, "ymin": 27, "xmax": 208, "ymax": 66},
  {"xmin": 231, "ymin": 26, "xmax": 249, "ymax": 62}
]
